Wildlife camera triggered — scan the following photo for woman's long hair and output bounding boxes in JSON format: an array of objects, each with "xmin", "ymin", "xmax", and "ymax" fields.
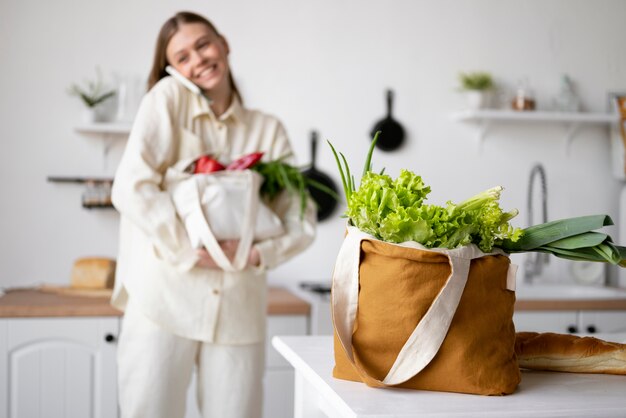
[{"xmin": 147, "ymin": 11, "xmax": 241, "ymax": 102}]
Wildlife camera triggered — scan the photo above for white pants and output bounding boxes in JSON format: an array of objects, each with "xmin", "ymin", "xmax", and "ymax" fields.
[{"xmin": 117, "ymin": 301, "xmax": 265, "ymax": 418}]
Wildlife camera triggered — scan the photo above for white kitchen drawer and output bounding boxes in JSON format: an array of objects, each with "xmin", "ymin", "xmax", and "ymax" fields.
[
  {"xmin": 513, "ymin": 311, "xmax": 579, "ymax": 333},
  {"xmin": 579, "ymin": 310, "xmax": 626, "ymax": 333}
]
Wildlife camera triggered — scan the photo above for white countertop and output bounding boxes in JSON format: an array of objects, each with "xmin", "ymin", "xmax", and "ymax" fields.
[{"xmin": 272, "ymin": 335, "xmax": 626, "ymax": 418}]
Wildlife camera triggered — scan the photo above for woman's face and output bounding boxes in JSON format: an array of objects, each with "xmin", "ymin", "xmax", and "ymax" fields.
[{"xmin": 166, "ymin": 22, "xmax": 230, "ymax": 93}]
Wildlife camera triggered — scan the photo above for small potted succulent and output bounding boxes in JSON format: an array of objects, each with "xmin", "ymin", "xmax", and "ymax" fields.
[
  {"xmin": 458, "ymin": 71, "xmax": 494, "ymax": 110},
  {"xmin": 68, "ymin": 68, "xmax": 116, "ymax": 123}
]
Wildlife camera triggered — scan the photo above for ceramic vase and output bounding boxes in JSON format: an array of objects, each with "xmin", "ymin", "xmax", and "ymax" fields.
[
  {"xmin": 81, "ymin": 107, "xmax": 100, "ymax": 124},
  {"xmin": 465, "ymin": 90, "xmax": 491, "ymax": 110}
]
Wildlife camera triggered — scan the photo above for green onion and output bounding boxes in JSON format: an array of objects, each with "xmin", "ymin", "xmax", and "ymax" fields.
[
  {"xmin": 252, "ymin": 155, "xmax": 337, "ymax": 220},
  {"xmin": 362, "ymin": 131, "xmax": 381, "ymax": 178},
  {"xmin": 328, "ymin": 140, "xmax": 352, "ymax": 200},
  {"xmin": 327, "ymin": 131, "xmax": 381, "ymax": 202}
]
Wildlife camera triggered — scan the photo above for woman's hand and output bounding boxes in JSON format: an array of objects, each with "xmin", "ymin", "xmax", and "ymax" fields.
[
  {"xmin": 247, "ymin": 245, "xmax": 261, "ymax": 267},
  {"xmin": 195, "ymin": 240, "xmax": 261, "ymax": 269}
]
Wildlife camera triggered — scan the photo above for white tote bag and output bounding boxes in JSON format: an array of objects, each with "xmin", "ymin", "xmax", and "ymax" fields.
[{"xmin": 165, "ymin": 162, "xmax": 284, "ymax": 271}]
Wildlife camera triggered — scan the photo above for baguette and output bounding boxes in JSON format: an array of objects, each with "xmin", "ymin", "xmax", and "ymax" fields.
[{"xmin": 515, "ymin": 331, "xmax": 626, "ymax": 375}]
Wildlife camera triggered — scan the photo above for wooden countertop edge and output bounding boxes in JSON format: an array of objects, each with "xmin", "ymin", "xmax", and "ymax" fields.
[
  {"xmin": 0, "ymin": 287, "xmax": 310, "ymax": 318},
  {"xmin": 1, "ymin": 306, "xmax": 123, "ymax": 318},
  {"xmin": 267, "ymin": 287, "xmax": 310, "ymax": 315},
  {"xmin": 515, "ymin": 299, "xmax": 626, "ymax": 311},
  {"xmin": 3, "ymin": 288, "xmax": 624, "ymax": 317}
]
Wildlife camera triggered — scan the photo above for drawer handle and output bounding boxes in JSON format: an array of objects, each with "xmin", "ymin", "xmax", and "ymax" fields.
[
  {"xmin": 567, "ymin": 325, "xmax": 578, "ymax": 333},
  {"xmin": 104, "ymin": 333, "xmax": 117, "ymax": 343},
  {"xmin": 586, "ymin": 325, "xmax": 597, "ymax": 334}
]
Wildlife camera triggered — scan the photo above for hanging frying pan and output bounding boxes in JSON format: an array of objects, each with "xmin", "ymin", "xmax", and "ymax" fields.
[
  {"xmin": 302, "ymin": 131, "xmax": 339, "ymax": 222},
  {"xmin": 370, "ymin": 89, "xmax": 405, "ymax": 151}
]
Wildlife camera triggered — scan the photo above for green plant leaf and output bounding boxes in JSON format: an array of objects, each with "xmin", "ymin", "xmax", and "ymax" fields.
[{"xmin": 458, "ymin": 71, "xmax": 494, "ymax": 91}]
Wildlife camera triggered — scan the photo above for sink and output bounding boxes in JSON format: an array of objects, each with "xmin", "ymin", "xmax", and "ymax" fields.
[{"xmin": 515, "ymin": 283, "xmax": 626, "ymax": 300}]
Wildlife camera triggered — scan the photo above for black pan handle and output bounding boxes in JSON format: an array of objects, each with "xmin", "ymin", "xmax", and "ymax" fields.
[
  {"xmin": 386, "ymin": 89, "xmax": 394, "ymax": 117},
  {"xmin": 310, "ymin": 130, "xmax": 318, "ymax": 168}
]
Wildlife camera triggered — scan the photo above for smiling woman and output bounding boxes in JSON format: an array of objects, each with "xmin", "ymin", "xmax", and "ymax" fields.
[
  {"xmin": 147, "ymin": 12, "xmax": 242, "ymax": 112},
  {"xmin": 110, "ymin": 10, "xmax": 316, "ymax": 418},
  {"xmin": 166, "ymin": 24, "xmax": 228, "ymax": 89}
]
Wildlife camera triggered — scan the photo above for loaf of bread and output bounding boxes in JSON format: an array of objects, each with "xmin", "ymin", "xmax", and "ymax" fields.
[
  {"xmin": 515, "ymin": 331, "xmax": 626, "ymax": 375},
  {"xmin": 70, "ymin": 257, "xmax": 116, "ymax": 289}
]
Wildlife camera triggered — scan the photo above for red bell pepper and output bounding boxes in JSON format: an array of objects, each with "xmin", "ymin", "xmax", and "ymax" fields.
[
  {"xmin": 226, "ymin": 152, "xmax": 264, "ymax": 171},
  {"xmin": 193, "ymin": 155, "xmax": 226, "ymax": 174}
]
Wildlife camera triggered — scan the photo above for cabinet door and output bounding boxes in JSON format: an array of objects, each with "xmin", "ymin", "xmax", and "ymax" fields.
[
  {"xmin": 0, "ymin": 317, "xmax": 120, "ymax": 418},
  {"xmin": 513, "ymin": 311, "xmax": 580, "ymax": 333},
  {"xmin": 579, "ymin": 311, "xmax": 626, "ymax": 334}
]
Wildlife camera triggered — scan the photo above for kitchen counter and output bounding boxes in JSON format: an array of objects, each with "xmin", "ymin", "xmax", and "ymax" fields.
[
  {"xmin": 0, "ymin": 286, "xmax": 309, "ymax": 318},
  {"xmin": 515, "ymin": 299, "xmax": 626, "ymax": 310},
  {"xmin": 273, "ymin": 335, "xmax": 626, "ymax": 418},
  {"xmin": 515, "ymin": 283, "xmax": 626, "ymax": 311}
]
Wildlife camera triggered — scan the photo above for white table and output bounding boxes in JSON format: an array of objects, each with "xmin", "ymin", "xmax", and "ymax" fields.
[{"xmin": 272, "ymin": 335, "xmax": 626, "ymax": 418}]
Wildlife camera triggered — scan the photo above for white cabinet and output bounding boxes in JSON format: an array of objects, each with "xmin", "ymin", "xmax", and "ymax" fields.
[
  {"xmin": 184, "ymin": 314, "xmax": 309, "ymax": 418},
  {"xmin": 580, "ymin": 311, "xmax": 626, "ymax": 334},
  {"xmin": 0, "ymin": 317, "xmax": 120, "ymax": 418},
  {"xmin": 514, "ymin": 310, "xmax": 626, "ymax": 334},
  {"xmin": 514, "ymin": 311, "xmax": 579, "ymax": 333}
]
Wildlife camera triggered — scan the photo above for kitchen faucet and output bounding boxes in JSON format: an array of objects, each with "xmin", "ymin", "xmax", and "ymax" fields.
[{"xmin": 524, "ymin": 163, "xmax": 549, "ymax": 283}]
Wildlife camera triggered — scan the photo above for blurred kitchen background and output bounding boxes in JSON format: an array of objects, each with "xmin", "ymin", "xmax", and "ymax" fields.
[{"xmin": 1, "ymin": 0, "xmax": 626, "ymax": 290}]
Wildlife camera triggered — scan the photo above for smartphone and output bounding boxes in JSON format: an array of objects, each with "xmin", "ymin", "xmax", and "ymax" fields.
[{"xmin": 165, "ymin": 65, "xmax": 210, "ymax": 101}]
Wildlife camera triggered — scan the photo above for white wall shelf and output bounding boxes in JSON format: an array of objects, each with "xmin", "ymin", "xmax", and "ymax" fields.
[
  {"xmin": 74, "ymin": 122, "xmax": 132, "ymax": 171},
  {"xmin": 74, "ymin": 122, "xmax": 132, "ymax": 135},
  {"xmin": 54, "ymin": 124, "xmax": 130, "ymax": 209},
  {"xmin": 451, "ymin": 109, "xmax": 619, "ymax": 153}
]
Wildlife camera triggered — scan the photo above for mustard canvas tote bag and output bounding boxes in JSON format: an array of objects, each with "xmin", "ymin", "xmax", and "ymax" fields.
[{"xmin": 332, "ymin": 226, "xmax": 521, "ymax": 395}]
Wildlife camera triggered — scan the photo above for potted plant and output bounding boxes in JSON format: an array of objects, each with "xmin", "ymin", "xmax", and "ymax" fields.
[
  {"xmin": 68, "ymin": 68, "xmax": 116, "ymax": 123},
  {"xmin": 458, "ymin": 71, "xmax": 494, "ymax": 110}
]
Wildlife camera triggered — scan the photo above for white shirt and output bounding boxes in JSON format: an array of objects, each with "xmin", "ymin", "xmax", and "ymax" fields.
[{"xmin": 111, "ymin": 76, "xmax": 316, "ymax": 343}]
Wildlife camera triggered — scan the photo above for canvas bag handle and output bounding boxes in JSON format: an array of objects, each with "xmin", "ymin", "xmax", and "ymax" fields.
[
  {"xmin": 188, "ymin": 171, "xmax": 259, "ymax": 272},
  {"xmin": 332, "ymin": 225, "xmax": 512, "ymax": 386}
]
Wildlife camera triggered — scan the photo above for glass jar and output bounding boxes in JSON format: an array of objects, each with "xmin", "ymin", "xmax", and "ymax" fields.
[{"xmin": 511, "ymin": 79, "xmax": 536, "ymax": 111}]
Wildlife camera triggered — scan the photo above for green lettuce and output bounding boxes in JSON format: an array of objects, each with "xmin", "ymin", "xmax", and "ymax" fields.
[
  {"xmin": 329, "ymin": 133, "xmax": 521, "ymax": 252},
  {"xmin": 344, "ymin": 170, "xmax": 521, "ymax": 252}
]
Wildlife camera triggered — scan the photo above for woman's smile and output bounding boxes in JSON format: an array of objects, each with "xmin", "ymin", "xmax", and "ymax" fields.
[{"xmin": 194, "ymin": 63, "xmax": 217, "ymax": 82}]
